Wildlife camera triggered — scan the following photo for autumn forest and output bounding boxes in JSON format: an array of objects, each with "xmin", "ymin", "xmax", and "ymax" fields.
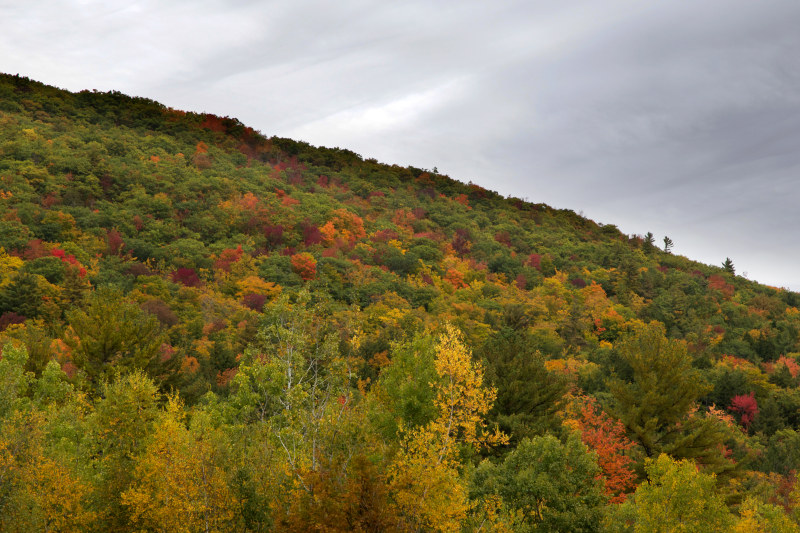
[{"xmin": 3, "ymin": 73, "xmax": 800, "ymax": 531}]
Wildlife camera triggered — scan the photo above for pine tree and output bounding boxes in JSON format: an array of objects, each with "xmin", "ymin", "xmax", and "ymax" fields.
[
  {"xmin": 723, "ymin": 257, "xmax": 735, "ymax": 274},
  {"xmin": 607, "ymin": 322, "xmax": 730, "ymax": 473}
]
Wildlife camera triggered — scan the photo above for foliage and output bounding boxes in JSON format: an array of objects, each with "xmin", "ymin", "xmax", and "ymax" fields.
[
  {"xmin": 0, "ymin": 72, "xmax": 799, "ymax": 529},
  {"xmin": 606, "ymin": 454, "xmax": 734, "ymax": 532},
  {"xmin": 607, "ymin": 322, "xmax": 730, "ymax": 472},
  {"xmin": 472, "ymin": 434, "xmax": 607, "ymax": 532}
]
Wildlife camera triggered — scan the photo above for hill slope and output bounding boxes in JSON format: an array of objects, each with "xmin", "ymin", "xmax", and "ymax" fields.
[{"xmin": 2, "ymin": 73, "xmax": 800, "ymax": 530}]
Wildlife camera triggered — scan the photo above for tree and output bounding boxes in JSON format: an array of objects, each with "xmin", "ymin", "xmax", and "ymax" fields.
[
  {"xmin": 576, "ymin": 397, "xmax": 637, "ymax": 503},
  {"xmin": 643, "ymin": 232, "xmax": 655, "ymax": 253},
  {"xmin": 663, "ymin": 236, "xmax": 673, "ymax": 253},
  {"xmin": 723, "ymin": 257, "xmax": 735, "ymax": 274},
  {"xmin": 729, "ymin": 392, "xmax": 758, "ymax": 431},
  {"xmin": 734, "ymin": 497, "xmax": 799, "ymax": 533},
  {"xmin": 90, "ymin": 371, "xmax": 160, "ymax": 531},
  {"xmin": 226, "ymin": 291, "xmax": 351, "ymax": 527},
  {"xmin": 122, "ymin": 397, "xmax": 237, "ymax": 532},
  {"xmin": 0, "ymin": 272, "xmax": 43, "ymax": 319},
  {"xmin": 479, "ymin": 327, "xmax": 568, "ymax": 444},
  {"xmin": 472, "ymin": 434, "xmax": 607, "ymax": 532},
  {"xmin": 65, "ymin": 287, "xmax": 174, "ymax": 386},
  {"xmin": 387, "ymin": 324, "xmax": 506, "ymax": 532},
  {"xmin": 607, "ymin": 322, "xmax": 729, "ymax": 471},
  {"xmin": 609, "ymin": 454, "xmax": 734, "ymax": 532},
  {"xmin": 290, "ymin": 252, "xmax": 317, "ymax": 281}
]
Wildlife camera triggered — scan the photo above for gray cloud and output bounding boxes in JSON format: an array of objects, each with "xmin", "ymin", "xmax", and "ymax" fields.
[{"xmin": 3, "ymin": 0, "xmax": 800, "ymax": 288}]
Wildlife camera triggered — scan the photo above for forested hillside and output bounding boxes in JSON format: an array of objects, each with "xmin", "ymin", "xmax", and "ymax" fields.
[{"xmin": 2, "ymin": 72, "xmax": 800, "ymax": 531}]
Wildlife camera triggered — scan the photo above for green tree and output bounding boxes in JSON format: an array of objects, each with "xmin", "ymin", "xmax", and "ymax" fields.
[
  {"xmin": 606, "ymin": 454, "xmax": 734, "ymax": 532},
  {"xmin": 0, "ymin": 272, "xmax": 44, "ymax": 319},
  {"xmin": 643, "ymin": 232, "xmax": 655, "ymax": 254},
  {"xmin": 65, "ymin": 287, "xmax": 174, "ymax": 386},
  {"xmin": 479, "ymin": 327, "xmax": 568, "ymax": 444},
  {"xmin": 607, "ymin": 322, "xmax": 729, "ymax": 471},
  {"xmin": 722, "ymin": 257, "xmax": 735, "ymax": 274},
  {"xmin": 472, "ymin": 434, "xmax": 607, "ymax": 532}
]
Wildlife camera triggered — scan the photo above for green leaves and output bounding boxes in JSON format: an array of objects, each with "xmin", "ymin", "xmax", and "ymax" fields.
[
  {"xmin": 607, "ymin": 323, "xmax": 728, "ymax": 471},
  {"xmin": 472, "ymin": 434, "xmax": 606, "ymax": 532},
  {"xmin": 607, "ymin": 454, "xmax": 734, "ymax": 533},
  {"xmin": 65, "ymin": 287, "xmax": 170, "ymax": 386}
]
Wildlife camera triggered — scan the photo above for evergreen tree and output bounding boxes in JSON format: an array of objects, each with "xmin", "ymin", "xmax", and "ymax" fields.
[
  {"xmin": 479, "ymin": 327, "xmax": 569, "ymax": 445},
  {"xmin": 607, "ymin": 322, "xmax": 730, "ymax": 473},
  {"xmin": 722, "ymin": 257, "xmax": 735, "ymax": 274}
]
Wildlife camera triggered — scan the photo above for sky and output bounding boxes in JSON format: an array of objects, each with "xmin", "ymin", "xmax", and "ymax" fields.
[{"xmin": 3, "ymin": 0, "xmax": 800, "ymax": 289}]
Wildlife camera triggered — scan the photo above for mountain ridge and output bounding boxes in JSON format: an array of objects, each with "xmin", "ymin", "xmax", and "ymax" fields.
[{"xmin": 2, "ymin": 72, "xmax": 800, "ymax": 530}]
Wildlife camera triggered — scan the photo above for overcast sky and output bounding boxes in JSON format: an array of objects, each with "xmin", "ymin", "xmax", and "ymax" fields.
[{"xmin": 3, "ymin": 1, "xmax": 800, "ymax": 289}]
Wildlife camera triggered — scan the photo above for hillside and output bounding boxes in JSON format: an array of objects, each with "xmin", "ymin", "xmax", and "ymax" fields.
[{"xmin": 2, "ymin": 72, "xmax": 800, "ymax": 531}]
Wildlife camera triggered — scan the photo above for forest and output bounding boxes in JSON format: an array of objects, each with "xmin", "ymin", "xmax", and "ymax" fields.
[{"xmin": 2, "ymin": 72, "xmax": 800, "ymax": 531}]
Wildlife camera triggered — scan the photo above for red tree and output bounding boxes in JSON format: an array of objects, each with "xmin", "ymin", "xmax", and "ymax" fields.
[
  {"xmin": 291, "ymin": 253, "xmax": 317, "ymax": 281},
  {"xmin": 576, "ymin": 398, "xmax": 637, "ymax": 503},
  {"xmin": 214, "ymin": 245, "xmax": 244, "ymax": 273},
  {"xmin": 729, "ymin": 392, "xmax": 759, "ymax": 430}
]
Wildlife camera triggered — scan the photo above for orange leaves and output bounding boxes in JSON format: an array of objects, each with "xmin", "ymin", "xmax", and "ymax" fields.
[
  {"xmin": 575, "ymin": 398, "xmax": 637, "ymax": 503},
  {"xmin": 320, "ymin": 209, "xmax": 366, "ymax": 248},
  {"xmin": 213, "ymin": 245, "xmax": 243, "ymax": 273},
  {"xmin": 320, "ymin": 221, "xmax": 337, "ymax": 245},
  {"xmin": 291, "ymin": 252, "xmax": 317, "ymax": 281},
  {"xmin": 708, "ymin": 274, "xmax": 734, "ymax": 298},
  {"xmin": 445, "ymin": 268, "xmax": 467, "ymax": 289}
]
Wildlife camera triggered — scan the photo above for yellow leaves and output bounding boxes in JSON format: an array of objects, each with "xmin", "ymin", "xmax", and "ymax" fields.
[
  {"xmin": 387, "ymin": 238, "xmax": 406, "ymax": 253},
  {"xmin": 21, "ymin": 452, "xmax": 97, "ymax": 530},
  {"xmin": 0, "ymin": 412, "xmax": 95, "ymax": 531},
  {"xmin": 0, "ymin": 248, "xmax": 23, "ymax": 287},
  {"xmin": 432, "ymin": 324, "xmax": 504, "ymax": 452},
  {"xmin": 387, "ymin": 324, "xmax": 506, "ymax": 532},
  {"xmin": 122, "ymin": 397, "xmax": 237, "ymax": 532},
  {"xmin": 236, "ymin": 275, "xmax": 281, "ymax": 300}
]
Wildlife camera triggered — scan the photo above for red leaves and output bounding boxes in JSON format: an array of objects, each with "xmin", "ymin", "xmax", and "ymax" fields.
[
  {"xmin": 106, "ymin": 228, "xmax": 125, "ymax": 256},
  {"xmin": 51, "ymin": 247, "xmax": 86, "ymax": 276},
  {"xmin": 451, "ymin": 229, "xmax": 471, "ymax": 255},
  {"xmin": 172, "ymin": 267, "xmax": 201, "ymax": 287},
  {"xmin": 291, "ymin": 252, "xmax": 317, "ymax": 281},
  {"xmin": 729, "ymin": 392, "xmax": 758, "ymax": 430},
  {"xmin": 302, "ymin": 222, "xmax": 323, "ymax": 246},
  {"xmin": 214, "ymin": 245, "xmax": 243, "ymax": 273},
  {"xmin": 576, "ymin": 398, "xmax": 637, "ymax": 503},
  {"xmin": 242, "ymin": 292, "xmax": 267, "ymax": 312}
]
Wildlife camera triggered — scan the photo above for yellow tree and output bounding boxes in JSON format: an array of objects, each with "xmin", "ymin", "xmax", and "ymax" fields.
[
  {"xmin": 0, "ymin": 411, "xmax": 95, "ymax": 532},
  {"xmin": 388, "ymin": 323, "xmax": 506, "ymax": 532},
  {"xmin": 122, "ymin": 396, "xmax": 237, "ymax": 532}
]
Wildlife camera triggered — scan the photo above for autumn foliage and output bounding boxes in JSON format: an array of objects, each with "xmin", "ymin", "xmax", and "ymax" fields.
[
  {"xmin": 576, "ymin": 398, "xmax": 637, "ymax": 502},
  {"xmin": 290, "ymin": 252, "xmax": 317, "ymax": 281},
  {"xmin": 2, "ymin": 73, "xmax": 800, "ymax": 531}
]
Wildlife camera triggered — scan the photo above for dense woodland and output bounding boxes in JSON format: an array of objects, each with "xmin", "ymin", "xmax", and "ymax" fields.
[{"xmin": 3, "ymin": 73, "xmax": 800, "ymax": 531}]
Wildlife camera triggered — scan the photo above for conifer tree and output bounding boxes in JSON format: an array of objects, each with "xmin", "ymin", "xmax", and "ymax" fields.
[{"xmin": 607, "ymin": 322, "xmax": 729, "ymax": 473}]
